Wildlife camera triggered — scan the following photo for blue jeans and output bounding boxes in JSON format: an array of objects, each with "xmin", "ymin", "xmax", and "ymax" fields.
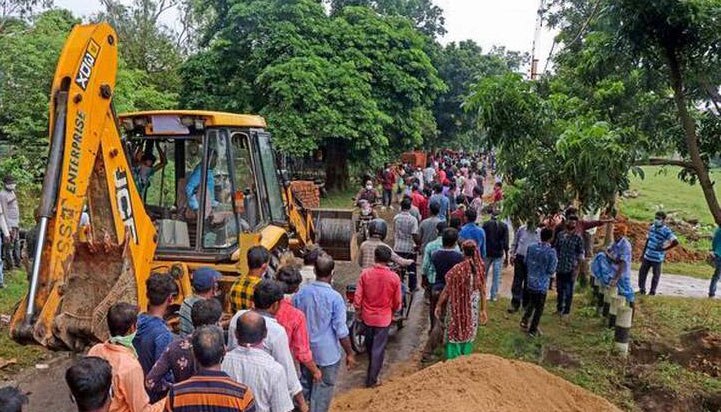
[
  {"xmin": 710, "ymin": 255, "xmax": 721, "ymax": 297},
  {"xmin": 301, "ymin": 361, "xmax": 341, "ymax": 412},
  {"xmin": 485, "ymin": 257, "xmax": 503, "ymax": 299}
]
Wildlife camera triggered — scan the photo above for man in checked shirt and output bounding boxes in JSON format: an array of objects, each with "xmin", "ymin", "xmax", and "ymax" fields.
[{"xmin": 229, "ymin": 246, "xmax": 271, "ymax": 312}]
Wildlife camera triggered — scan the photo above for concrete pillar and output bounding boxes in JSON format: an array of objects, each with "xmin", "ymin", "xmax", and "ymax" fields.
[{"xmin": 614, "ymin": 305, "xmax": 633, "ymax": 356}]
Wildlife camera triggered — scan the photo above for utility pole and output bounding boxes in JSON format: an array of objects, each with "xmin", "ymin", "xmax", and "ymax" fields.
[{"xmin": 530, "ymin": 0, "xmax": 546, "ymax": 80}]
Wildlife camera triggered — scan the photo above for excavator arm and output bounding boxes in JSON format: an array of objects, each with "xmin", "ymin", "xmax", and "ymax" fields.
[{"xmin": 10, "ymin": 23, "xmax": 157, "ymax": 350}]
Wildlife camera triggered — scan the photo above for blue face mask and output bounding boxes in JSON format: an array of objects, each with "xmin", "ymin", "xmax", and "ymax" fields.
[{"xmin": 653, "ymin": 219, "xmax": 663, "ymax": 228}]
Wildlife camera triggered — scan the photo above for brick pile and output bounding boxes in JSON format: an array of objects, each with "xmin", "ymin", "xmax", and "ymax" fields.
[{"xmin": 290, "ymin": 180, "xmax": 321, "ymax": 209}]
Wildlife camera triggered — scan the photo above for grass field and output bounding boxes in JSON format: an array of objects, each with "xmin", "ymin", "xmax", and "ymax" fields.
[
  {"xmin": 0, "ymin": 269, "xmax": 49, "ymax": 378},
  {"xmin": 320, "ymin": 188, "xmax": 358, "ymax": 209},
  {"xmin": 473, "ymin": 294, "xmax": 721, "ymax": 411},
  {"xmin": 621, "ymin": 166, "xmax": 721, "ymax": 230}
]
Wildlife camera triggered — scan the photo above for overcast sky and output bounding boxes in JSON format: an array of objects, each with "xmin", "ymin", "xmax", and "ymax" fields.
[{"xmin": 54, "ymin": 0, "xmax": 556, "ymax": 75}]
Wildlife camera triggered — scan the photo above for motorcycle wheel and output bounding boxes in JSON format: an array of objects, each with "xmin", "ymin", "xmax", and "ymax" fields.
[{"xmin": 349, "ymin": 319, "xmax": 367, "ymax": 353}]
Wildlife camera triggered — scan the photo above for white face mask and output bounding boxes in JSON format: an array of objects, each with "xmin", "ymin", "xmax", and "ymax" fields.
[
  {"xmin": 366, "ymin": 185, "xmax": 373, "ymax": 190},
  {"xmin": 5, "ymin": 184, "xmax": 16, "ymax": 191}
]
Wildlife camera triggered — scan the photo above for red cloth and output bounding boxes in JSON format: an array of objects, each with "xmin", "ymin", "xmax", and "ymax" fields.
[
  {"xmin": 354, "ymin": 264, "xmax": 402, "ymax": 328},
  {"xmin": 437, "ymin": 170, "xmax": 447, "ymax": 184},
  {"xmin": 411, "ymin": 191, "xmax": 429, "ymax": 219},
  {"xmin": 275, "ymin": 298, "xmax": 313, "ymax": 364},
  {"xmin": 451, "ymin": 207, "xmax": 466, "ymax": 222},
  {"xmin": 492, "ymin": 187, "xmax": 503, "ymax": 203}
]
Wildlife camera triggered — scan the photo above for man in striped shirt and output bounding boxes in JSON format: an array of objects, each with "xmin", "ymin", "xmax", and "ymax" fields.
[
  {"xmin": 166, "ymin": 326, "xmax": 256, "ymax": 412},
  {"xmin": 638, "ymin": 211, "xmax": 679, "ymax": 295}
]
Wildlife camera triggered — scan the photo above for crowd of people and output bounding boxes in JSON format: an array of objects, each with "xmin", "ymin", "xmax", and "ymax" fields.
[
  {"xmin": 1, "ymin": 148, "xmax": 718, "ymax": 412},
  {"xmin": 0, "ymin": 245, "xmax": 355, "ymax": 412}
]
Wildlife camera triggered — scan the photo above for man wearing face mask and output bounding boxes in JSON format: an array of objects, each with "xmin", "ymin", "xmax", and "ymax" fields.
[
  {"xmin": 88, "ymin": 302, "xmax": 165, "ymax": 412},
  {"xmin": 638, "ymin": 211, "xmax": 679, "ymax": 295},
  {"xmin": 355, "ymin": 180, "xmax": 380, "ymax": 207},
  {"xmin": 0, "ymin": 176, "xmax": 20, "ymax": 271}
]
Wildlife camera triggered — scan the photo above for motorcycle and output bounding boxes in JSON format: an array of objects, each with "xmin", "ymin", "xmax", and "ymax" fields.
[
  {"xmin": 352, "ymin": 199, "xmax": 380, "ymax": 247},
  {"xmin": 345, "ymin": 263, "xmax": 414, "ymax": 354}
]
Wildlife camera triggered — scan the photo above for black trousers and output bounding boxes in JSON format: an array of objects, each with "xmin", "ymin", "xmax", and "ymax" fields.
[
  {"xmin": 511, "ymin": 256, "xmax": 529, "ymax": 310},
  {"xmin": 364, "ymin": 325, "xmax": 390, "ymax": 387},
  {"xmin": 556, "ymin": 271, "xmax": 575, "ymax": 315},
  {"xmin": 522, "ymin": 290, "xmax": 547, "ymax": 334},
  {"xmin": 638, "ymin": 258, "xmax": 662, "ymax": 294},
  {"xmin": 396, "ymin": 252, "xmax": 417, "ymax": 291}
]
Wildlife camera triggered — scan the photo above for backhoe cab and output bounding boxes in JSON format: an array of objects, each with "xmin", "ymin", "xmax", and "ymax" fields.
[{"xmin": 119, "ymin": 111, "xmax": 289, "ymax": 263}]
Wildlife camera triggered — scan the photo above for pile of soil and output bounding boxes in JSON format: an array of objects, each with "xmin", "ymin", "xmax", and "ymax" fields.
[
  {"xmin": 597, "ymin": 218, "xmax": 710, "ymax": 263},
  {"xmin": 675, "ymin": 329, "xmax": 721, "ymax": 377},
  {"xmin": 331, "ymin": 354, "xmax": 620, "ymax": 412}
]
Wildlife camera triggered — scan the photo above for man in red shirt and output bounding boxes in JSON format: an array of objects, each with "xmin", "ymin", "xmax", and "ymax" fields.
[
  {"xmin": 380, "ymin": 164, "xmax": 395, "ymax": 209},
  {"xmin": 410, "ymin": 184, "xmax": 429, "ymax": 219},
  {"xmin": 353, "ymin": 245, "xmax": 402, "ymax": 387},
  {"xmin": 275, "ymin": 266, "xmax": 322, "ymax": 383},
  {"xmin": 492, "ymin": 182, "xmax": 504, "ymax": 204}
]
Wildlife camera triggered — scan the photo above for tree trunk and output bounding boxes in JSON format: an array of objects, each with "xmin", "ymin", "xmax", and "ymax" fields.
[
  {"xmin": 665, "ymin": 47, "xmax": 721, "ymax": 225},
  {"xmin": 324, "ymin": 140, "xmax": 350, "ymax": 192}
]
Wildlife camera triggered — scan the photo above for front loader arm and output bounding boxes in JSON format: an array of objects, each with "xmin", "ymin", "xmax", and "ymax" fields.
[{"xmin": 10, "ymin": 23, "xmax": 157, "ymax": 350}]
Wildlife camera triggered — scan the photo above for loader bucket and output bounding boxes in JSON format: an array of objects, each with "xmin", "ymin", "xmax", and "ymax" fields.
[{"xmin": 312, "ymin": 208, "xmax": 354, "ymax": 261}]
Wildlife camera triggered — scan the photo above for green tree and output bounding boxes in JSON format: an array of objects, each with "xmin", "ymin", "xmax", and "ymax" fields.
[
  {"xmin": 465, "ymin": 73, "xmax": 636, "ymax": 222},
  {"xmin": 614, "ymin": 0, "xmax": 721, "ymax": 224},
  {"xmin": 432, "ymin": 41, "xmax": 525, "ymax": 149},
  {"xmin": 328, "ymin": 0, "xmax": 446, "ymax": 37},
  {"xmin": 546, "ymin": 0, "xmax": 721, "ymax": 224},
  {"xmin": 0, "ymin": 9, "xmax": 77, "ymax": 176},
  {"xmin": 0, "ymin": 8, "xmax": 177, "ymax": 179},
  {"xmin": 181, "ymin": 0, "xmax": 443, "ymax": 190},
  {"xmin": 98, "ymin": 0, "xmax": 183, "ymax": 94},
  {"xmin": 0, "ymin": 0, "xmax": 51, "ymax": 32}
]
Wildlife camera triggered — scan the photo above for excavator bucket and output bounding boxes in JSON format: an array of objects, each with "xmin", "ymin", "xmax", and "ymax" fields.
[
  {"xmin": 10, "ymin": 23, "xmax": 157, "ymax": 350},
  {"xmin": 313, "ymin": 208, "xmax": 354, "ymax": 261}
]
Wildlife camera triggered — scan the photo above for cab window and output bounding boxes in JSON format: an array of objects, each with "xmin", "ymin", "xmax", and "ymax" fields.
[
  {"xmin": 230, "ymin": 132, "xmax": 262, "ymax": 229},
  {"xmin": 201, "ymin": 130, "xmax": 239, "ymax": 249}
]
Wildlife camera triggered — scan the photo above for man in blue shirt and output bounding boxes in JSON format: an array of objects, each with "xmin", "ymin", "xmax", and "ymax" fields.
[
  {"xmin": 429, "ymin": 183, "xmax": 450, "ymax": 222},
  {"xmin": 293, "ymin": 253, "xmax": 356, "ymax": 412},
  {"xmin": 132, "ymin": 273, "xmax": 178, "ymax": 402},
  {"xmin": 638, "ymin": 211, "xmax": 679, "ymax": 295},
  {"xmin": 459, "ymin": 208, "xmax": 486, "ymax": 258},
  {"xmin": 709, "ymin": 224, "xmax": 721, "ymax": 298},
  {"xmin": 185, "ymin": 151, "xmax": 219, "ymax": 212},
  {"xmin": 521, "ymin": 228, "xmax": 557, "ymax": 337}
]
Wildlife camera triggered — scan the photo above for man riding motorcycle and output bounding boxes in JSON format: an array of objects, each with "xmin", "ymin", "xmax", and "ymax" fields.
[
  {"xmin": 358, "ymin": 219, "xmax": 414, "ymax": 269},
  {"xmin": 355, "ymin": 180, "xmax": 380, "ymax": 207}
]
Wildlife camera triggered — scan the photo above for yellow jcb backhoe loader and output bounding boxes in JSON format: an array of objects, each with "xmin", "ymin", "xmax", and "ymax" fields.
[{"xmin": 9, "ymin": 23, "xmax": 353, "ymax": 350}]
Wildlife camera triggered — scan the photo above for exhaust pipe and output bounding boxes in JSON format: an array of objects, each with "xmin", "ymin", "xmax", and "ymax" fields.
[{"xmin": 24, "ymin": 90, "xmax": 68, "ymax": 320}]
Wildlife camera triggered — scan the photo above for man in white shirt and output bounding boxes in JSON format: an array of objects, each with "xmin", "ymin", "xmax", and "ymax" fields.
[
  {"xmin": 223, "ymin": 311, "xmax": 294, "ymax": 412},
  {"xmin": 0, "ymin": 197, "xmax": 10, "ymax": 288},
  {"xmin": 227, "ymin": 280, "xmax": 307, "ymax": 412}
]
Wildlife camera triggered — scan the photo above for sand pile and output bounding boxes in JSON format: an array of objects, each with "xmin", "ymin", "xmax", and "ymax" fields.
[{"xmin": 331, "ymin": 354, "xmax": 620, "ymax": 412}]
